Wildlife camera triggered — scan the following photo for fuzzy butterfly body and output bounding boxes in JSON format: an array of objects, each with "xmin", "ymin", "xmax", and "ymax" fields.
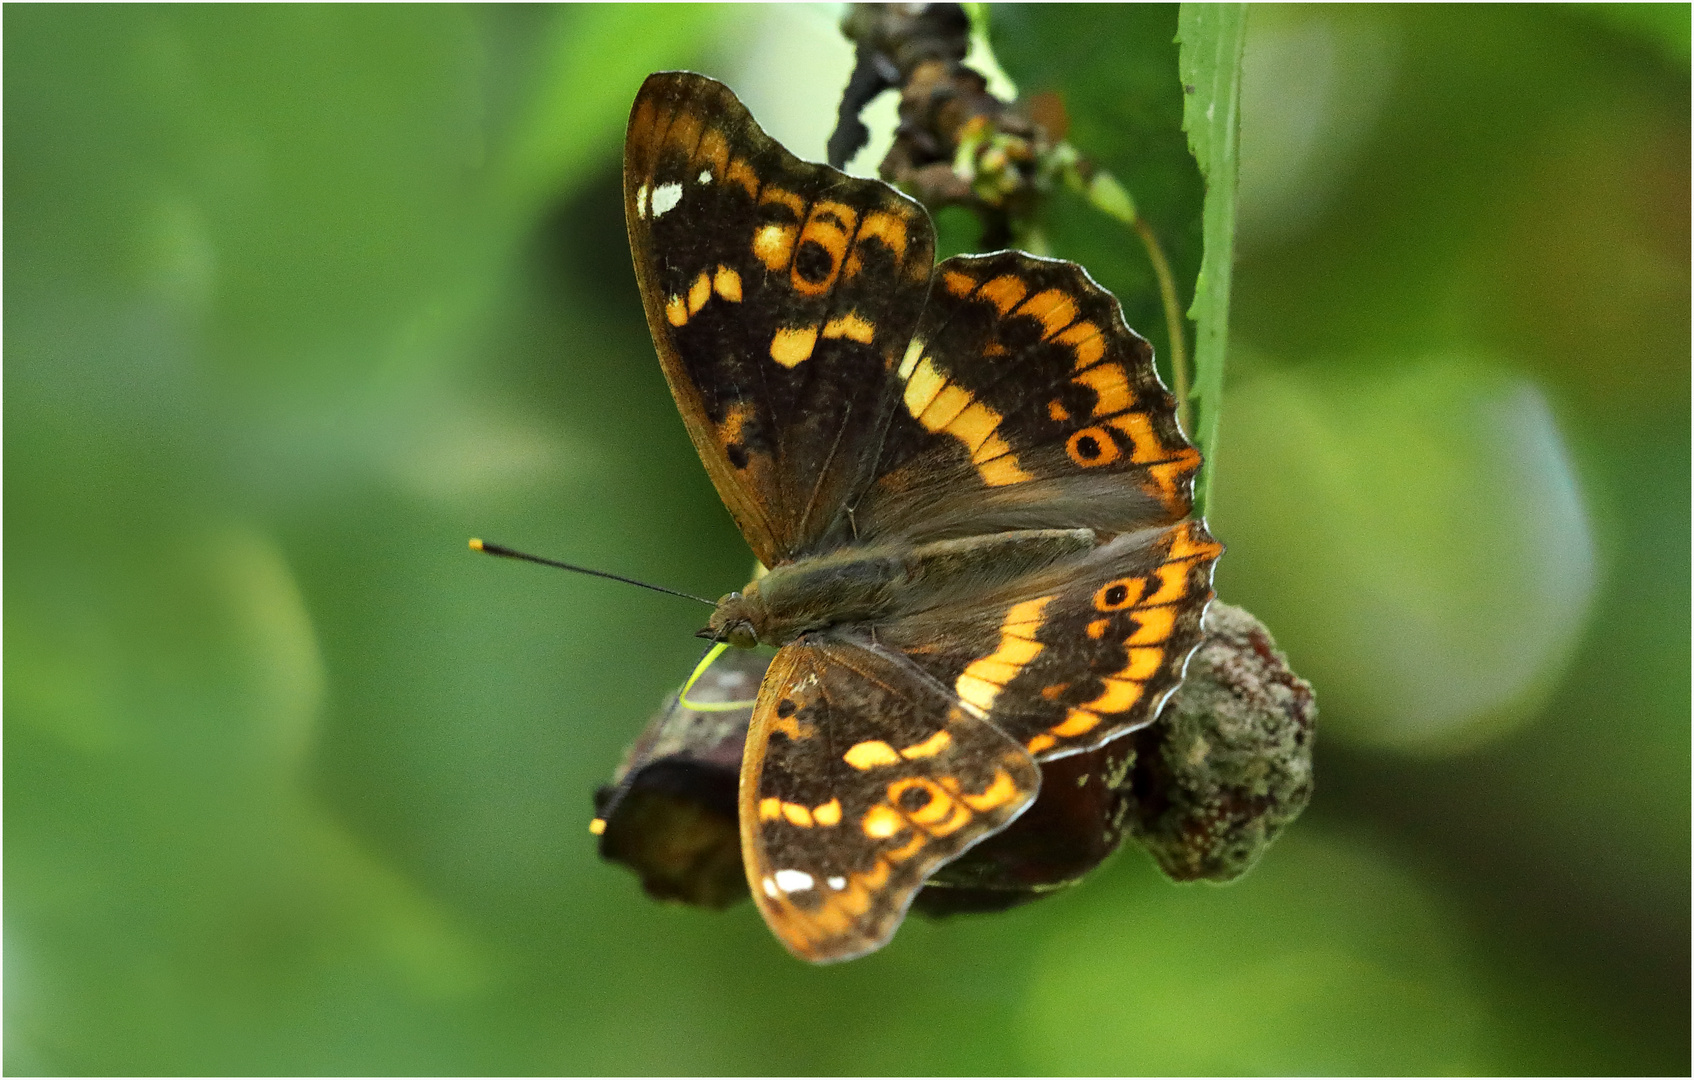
[{"xmin": 624, "ymin": 71, "xmax": 1221, "ymax": 963}]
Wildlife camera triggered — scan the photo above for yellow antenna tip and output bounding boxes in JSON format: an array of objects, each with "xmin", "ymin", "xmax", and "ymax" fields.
[
  {"xmin": 588, "ymin": 818, "xmax": 607, "ymax": 836},
  {"xmin": 468, "ymin": 538, "xmax": 484, "ymax": 551}
]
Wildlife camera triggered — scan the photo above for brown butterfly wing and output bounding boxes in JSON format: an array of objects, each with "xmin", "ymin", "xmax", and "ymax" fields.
[
  {"xmin": 851, "ymin": 250, "xmax": 1201, "ymax": 544},
  {"xmin": 881, "ymin": 520, "xmax": 1223, "ymax": 760},
  {"xmin": 739, "ymin": 636, "xmax": 1040, "ymax": 962},
  {"xmin": 625, "ymin": 72, "xmax": 936, "ymax": 566}
]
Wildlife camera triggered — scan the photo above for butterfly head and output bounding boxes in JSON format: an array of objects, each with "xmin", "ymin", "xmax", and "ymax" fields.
[{"xmin": 701, "ymin": 589, "xmax": 765, "ymax": 649}]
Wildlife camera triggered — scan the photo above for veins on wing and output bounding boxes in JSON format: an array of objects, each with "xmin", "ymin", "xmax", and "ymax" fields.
[{"xmin": 795, "ymin": 204, "xmax": 876, "ymax": 545}]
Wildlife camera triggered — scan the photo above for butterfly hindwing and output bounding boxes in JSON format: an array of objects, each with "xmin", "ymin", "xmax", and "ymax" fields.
[
  {"xmin": 854, "ymin": 250, "xmax": 1201, "ymax": 544},
  {"xmin": 740, "ymin": 636, "xmax": 1040, "ymax": 962},
  {"xmin": 882, "ymin": 520, "xmax": 1223, "ymax": 760},
  {"xmin": 626, "ymin": 72, "xmax": 937, "ymax": 565}
]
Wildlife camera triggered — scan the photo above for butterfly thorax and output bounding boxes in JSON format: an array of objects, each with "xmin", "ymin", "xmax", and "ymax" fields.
[{"xmin": 707, "ymin": 528, "xmax": 1100, "ymax": 649}]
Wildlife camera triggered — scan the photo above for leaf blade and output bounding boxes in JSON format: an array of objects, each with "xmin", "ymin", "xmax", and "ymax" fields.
[{"xmin": 1176, "ymin": 3, "xmax": 1246, "ymax": 519}]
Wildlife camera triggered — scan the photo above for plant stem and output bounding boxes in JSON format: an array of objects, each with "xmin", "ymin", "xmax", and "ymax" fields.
[{"xmin": 1132, "ymin": 216, "xmax": 1192, "ymax": 436}]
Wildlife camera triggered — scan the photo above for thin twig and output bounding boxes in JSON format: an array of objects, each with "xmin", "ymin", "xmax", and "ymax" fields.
[{"xmin": 1131, "ymin": 216, "xmax": 1191, "ymax": 436}]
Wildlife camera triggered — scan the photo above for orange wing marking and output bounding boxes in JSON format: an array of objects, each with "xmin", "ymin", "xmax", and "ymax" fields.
[
  {"xmin": 1056, "ymin": 321, "xmax": 1106, "ymax": 368},
  {"xmin": 1127, "ymin": 604, "xmax": 1178, "ymax": 646},
  {"xmin": 955, "ymin": 597, "xmax": 1053, "ymax": 716},
  {"xmin": 759, "ymin": 186, "xmax": 805, "ymax": 218},
  {"xmin": 979, "ymin": 274, "xmax": 1028, "ymax": 315},
  {"xmin": 760, "ymin": 762, "xmax": 1040, "ymax": 955},
  {"xmin": 664, "ymin": 294, "xmax": 689, "ymax": 327},
  {"xmin": 881, "ymin": 828, "xmax": 928, "ymax": 865},
  {"xmin": 822, "ymin": 312, "xmax": 875, "ymax": 344},
  {"xmin": 1020, "ymin": 288, "xmax": 1079, "ymax": 338},
  {"xmin": 899, "ymin": 355, "xmax": 1036, "ymax": 487},
  {"xmin": 845, "ymin": 210, "xmax": 911, "ymax": 279},
  {"xmin": 860, "ymin": 803, "xmax": 904, "ymax": 838},
  {"xmin": 714, "ymin": 265, "xmax": 743, "ymax": 302},
  {"xmin": 771, "ymin": 326, "xmax": 818, "ymax": 368},
  {"xmin": 726, "ymin": 157, "xmax": 759, "ymax": 197},
  {"xmin": 959, "ymin": 767, "xmax": 1024, "ymax": 812},
  {"xmin": 1169, "ymin": 521, "xmax": 1225, "ymax": 562},
  {"xmin": 753, "ymin": 223, "xmax": 797, "ymax": 272},
  {"xmin": 899, "ymin": 729, "xmax": 952, "ymax": 759},
  {"xmin": 942, "ymin": 268, "xmax": 978, "ymax": 297},
  {"xmin": 687, "ymin": 271, "xmax": 711, "ymax": 315},
  {"xmin": 1073, "ymin": 362, "xmax": 1135, "ymax": 415},
  {"xmin": 718, "ymin": 401, "xmax": 754, "ymax": 445},
  {"xmin": 844, "ymin": 731, "xmax": 951, "ymax": 770},
  {"xmin": 844, "ymin": 740, "xmax": 902, "ymax": 770},
  {"xmin": 1142, "ymin": 561, "xmax": 1192, "ymax": 606},
  {"xmin": 1105, "ymin": 411, "xmax": 1169, "ymax": 464}
]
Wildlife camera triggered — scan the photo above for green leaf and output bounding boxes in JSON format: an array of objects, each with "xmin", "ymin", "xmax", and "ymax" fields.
[{"xmin": 1176, "ymin": 3, "xmax": 1246, "ymax": 519}]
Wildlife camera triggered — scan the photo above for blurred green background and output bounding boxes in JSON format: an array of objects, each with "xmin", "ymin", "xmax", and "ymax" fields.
[{"xmin": 7, "ymin": 4, "xmax": 1687, "ymax": 1074}]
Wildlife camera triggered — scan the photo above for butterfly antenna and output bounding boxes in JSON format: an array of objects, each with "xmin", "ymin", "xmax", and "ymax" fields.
[{"xmin": 469, "ymin": 539, "xmax": 716, "ymax": 607}]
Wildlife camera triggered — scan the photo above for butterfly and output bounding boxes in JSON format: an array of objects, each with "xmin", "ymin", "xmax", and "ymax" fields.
[{"xmin": 623, "ymin": 71, "xmax": 1221, "ymax": 963}]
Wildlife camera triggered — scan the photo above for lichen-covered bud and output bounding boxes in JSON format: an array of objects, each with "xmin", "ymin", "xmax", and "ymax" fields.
[{"xmin": 1124, "ymin": 601, "xmax": 1317, "ymax": 882}]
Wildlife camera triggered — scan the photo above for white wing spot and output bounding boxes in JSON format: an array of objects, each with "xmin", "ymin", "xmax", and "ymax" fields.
[
  {"xmin": 826, "ymin": 876, "xmax": 847, "ymax": 891},
  {"xmin": 636, "ymin": 182, "xmax": 650, "ymax": 219},
  {"xmin": 651, "ymin": 182, "xmax": 683, "ymax": 217},
  {"xmin": 774, "ymin": 869, "xmax": 815, "ymax": 893},
  {"xmin": 762, "ymin": 876, "xmax": 779, "ymax": 899},
  {"xmin": 697, "ymin": 169, "xmax": 713, "ymax": 185}
]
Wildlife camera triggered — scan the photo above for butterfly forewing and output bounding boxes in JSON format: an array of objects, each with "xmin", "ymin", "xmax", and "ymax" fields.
[
  {"xmin": 740, "ymin": 637, "xmax": 1040, "ymax": 962},
  {"xmin": 626, "ymin": 72, "xmax": 937, "ymax": 565},
  {"xmin": 855, "ymin": 250, "xmax": 1201, "ymax": 544}
]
